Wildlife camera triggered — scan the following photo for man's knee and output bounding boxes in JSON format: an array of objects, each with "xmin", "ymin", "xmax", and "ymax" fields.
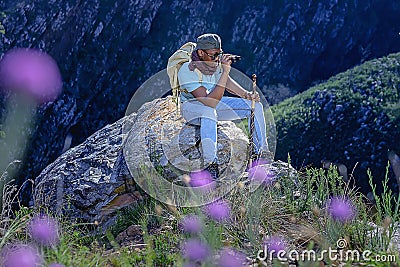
[{"xmin": 200, "ymin": 106, "xmax": 217, "ymax": 121}]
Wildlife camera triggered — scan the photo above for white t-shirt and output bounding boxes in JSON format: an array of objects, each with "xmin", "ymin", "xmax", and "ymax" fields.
[{"xmin": 178, "ymin": 62, "xmax": 222, "ymax": 102}]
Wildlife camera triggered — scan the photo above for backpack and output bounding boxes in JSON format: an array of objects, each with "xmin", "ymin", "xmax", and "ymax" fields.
[{"xmin": 167, "ymin": 42, "xmax": 203, "ymax": 112}]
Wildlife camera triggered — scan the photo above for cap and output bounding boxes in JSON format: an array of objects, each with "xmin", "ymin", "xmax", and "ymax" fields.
[{"xmin": 196, "ymin": 33, "xmax": 222, "ymax": 50}]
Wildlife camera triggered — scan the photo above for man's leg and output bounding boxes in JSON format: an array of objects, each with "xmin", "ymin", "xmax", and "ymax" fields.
[
  {"xmin": 181, "ymin": 101, "xmax": 218, "ymax": 164},
  {"xmin": 216, "ymin": 97, "xmax": 268, "ymax": 153}
]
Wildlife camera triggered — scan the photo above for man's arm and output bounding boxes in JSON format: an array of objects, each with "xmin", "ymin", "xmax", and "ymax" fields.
[
  {"xmin": 191, "ymin": 69, "xmax": 230, "ymax": 108},
  {"xmin": 226, "ymin": 76, "xmax": 260, "ymax": 102}
]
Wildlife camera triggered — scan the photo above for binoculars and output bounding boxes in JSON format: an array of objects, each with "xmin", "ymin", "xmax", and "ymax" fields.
[
  {"xmin": 216, "ymin": 53, "xmax": 241, "ymax": 63},
  {"xmin": 228, "ymin": 54, "xmax": 241, "ymax": 62}
]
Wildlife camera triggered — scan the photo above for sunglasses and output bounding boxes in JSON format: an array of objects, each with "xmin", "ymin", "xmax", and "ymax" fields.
[{"xmin": 202, "ymin": 50, "xmax": 223, "ymax": 60}]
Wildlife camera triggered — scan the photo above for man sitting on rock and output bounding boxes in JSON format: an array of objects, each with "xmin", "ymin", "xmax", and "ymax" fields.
[{"xmin": 178, "ymin": 33, "xmax": 269, "ymax": 179}]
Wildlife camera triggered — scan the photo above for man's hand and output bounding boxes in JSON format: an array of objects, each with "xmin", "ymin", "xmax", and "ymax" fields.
[
  {"xmin": 243, "ymin": 91, "xmax": 260, "ymax": 102},
  {"xmin": 219, "ymin": 54, "xmax": 232, "ymax": 73}
]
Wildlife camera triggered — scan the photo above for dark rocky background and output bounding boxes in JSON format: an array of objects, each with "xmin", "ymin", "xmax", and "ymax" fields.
[{"xmin": 0, "ymin": 0, "xmax": 399, "ymax": 204}]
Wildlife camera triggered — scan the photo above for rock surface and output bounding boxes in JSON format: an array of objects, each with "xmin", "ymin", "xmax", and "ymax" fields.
[
  {"xmin": 33, "ymin": 115, "xmax": 133, "ymax": 224},
  {"xmin": 1, "ymin": 0, "xmax": 400, "ymax": 203}
]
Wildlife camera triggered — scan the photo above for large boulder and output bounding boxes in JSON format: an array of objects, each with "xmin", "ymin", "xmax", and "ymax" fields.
[{"xmin": 33, "ymin": 97, "xmax": 249, "ymax": 224}]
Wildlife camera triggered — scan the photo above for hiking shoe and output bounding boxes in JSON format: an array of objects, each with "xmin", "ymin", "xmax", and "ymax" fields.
[{"xmin": 204, "ymin": 160, "xmax": 219, "ymax": 180}]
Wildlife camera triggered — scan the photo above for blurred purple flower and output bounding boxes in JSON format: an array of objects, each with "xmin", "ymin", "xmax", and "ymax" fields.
[
  {"xmin": 2, "ymin": 244, "xmax": 42, "ymax": 267},
  {"xmin": 327, "ymin": 196, "xmax": 355, "ymax": 222},
  {"xmin": 248, "ymin": 161, "xmax": 275, "ymax": 186},
  {"xmin": 189, "ymin": 170, "xmax": 216, "ymax": 191},
  {"xmin": 204, "ymin": 200, "xmax": 231, "ymax": 222},
  {"xmin": 0, "ymin": 48, "xmax": 62, "ymax": 104},
  {"xmin": 265, "ymin": 236, "xmax": 286, "ymax": 256},
  {"xmin": 28, "ymin": 214, "xmax": 60, "ymax": 246},
  {"xmin": 218, "ymin": 247, "xmax": 246, "ymax": 267},
  {"xmin": 49, "ymin": 264, "xmax": 66, "ymax": 267},
  {"xmin": 181, "ymin": 239, "xmax": 210, "ymax": 262},
  {"xmin": 181, "ymin": 215, "xmax": 203, "ymax": 234}
]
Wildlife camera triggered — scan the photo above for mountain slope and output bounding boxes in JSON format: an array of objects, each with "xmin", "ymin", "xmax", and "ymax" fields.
[{"xmin": 272, "ymin": 53, "xmax": 400, "ymax": 193}]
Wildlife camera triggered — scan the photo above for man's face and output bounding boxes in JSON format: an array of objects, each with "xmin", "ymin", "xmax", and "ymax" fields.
[{"xmin": 200, "ymin": 49, "xmax": 223, "ymax": 62}]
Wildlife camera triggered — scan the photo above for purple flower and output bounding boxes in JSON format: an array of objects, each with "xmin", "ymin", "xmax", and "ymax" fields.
[
  {"xmin": 28, "ymin": 214, "xmax": 60, "ymax": 246},
  {"xmin": 248, "ymin": 161, "xmax": 274, "ymax": 186},
  {"xmin": 181, "ymin": 239, "xmax": 210, "ymax": 262},
  {"xmin": 49, "ymin": 264, "xmax": 66, "ymax": 267},
  {"xmin": 2, "ymin": 244, "xmax": 42, "ymax": 267},
  {"xmin": 265, "ymin": 236, "xmax": 286, "ymax": 256},
  {"xmin": 327, "ymin": 197, "xmax": 355, "ymax": 222},
  {"xmin": 181, "ymin": 215, "xmax": 203, "ymax": 234},
  {"xmin": 0, "ymin": 48, "xmax": 62, "ymax": 104},
  {"xmin": 189, "ymin": 170, "xmax": 216, "ymax": 191},
  {"xmin": 218, "ymin": 247, "xmax": 246, "ymax": 267},
  {"xmin": 204, "ymin": 200, "xmax": 231, "ymax": 222}
]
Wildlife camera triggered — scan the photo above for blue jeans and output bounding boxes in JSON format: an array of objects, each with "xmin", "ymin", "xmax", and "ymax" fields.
[{"xmin": 181, "ymin": 97, "xmax": 268, "ymax": 163}]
